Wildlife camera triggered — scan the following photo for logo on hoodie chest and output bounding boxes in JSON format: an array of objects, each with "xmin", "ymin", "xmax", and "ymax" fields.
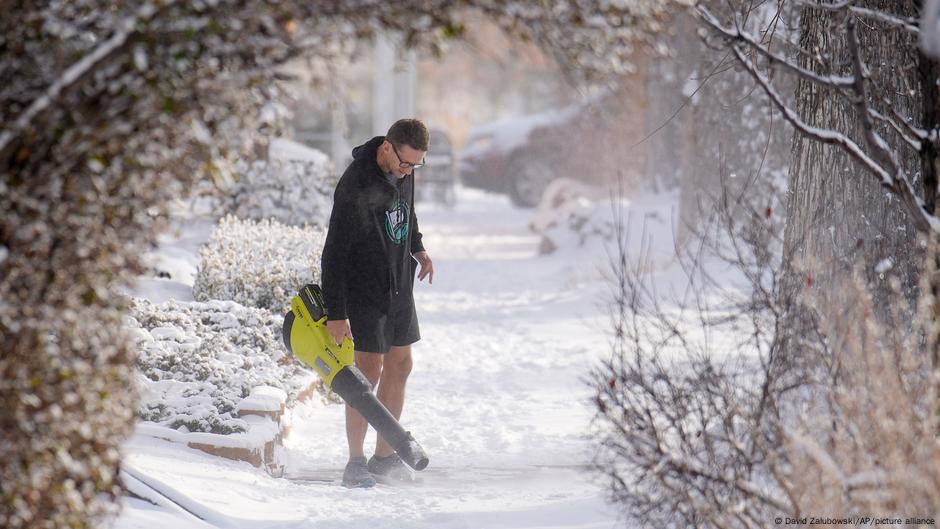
[{"xmin": 384, "ymin": 199, "xmax": 410, "ymax": 245}]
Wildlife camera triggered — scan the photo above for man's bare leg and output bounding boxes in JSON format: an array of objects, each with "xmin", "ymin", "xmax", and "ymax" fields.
[
  {"xmin": 346, "ymin": 350, "xmax": 383, "ymax": 459},
  {"xmin": 374, "ymin": 344, "xmax": 413, "ymax": 458}
]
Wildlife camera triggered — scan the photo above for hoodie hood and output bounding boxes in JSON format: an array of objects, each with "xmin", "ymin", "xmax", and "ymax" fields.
[
  {"xmin": 351, "ymin": 136, "xmax": 389, "ymax": 181},
  {"xmin": 352, "ymin": 135, "xmax": 385, "ymax": 163}
]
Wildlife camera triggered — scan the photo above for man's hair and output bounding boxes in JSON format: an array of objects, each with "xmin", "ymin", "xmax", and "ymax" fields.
[{"xmin": 386, "ymin": 118, "xmax": 429, "ymax": 151}]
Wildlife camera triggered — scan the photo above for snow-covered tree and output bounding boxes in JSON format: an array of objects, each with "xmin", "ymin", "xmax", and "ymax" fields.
[
  {"xmin": 592, "ymin": 2, "xmax": 940, "ymax": 527},
  {"xmin": 699, "ymin": 1, "xmax": 939, "ymax": 291}
]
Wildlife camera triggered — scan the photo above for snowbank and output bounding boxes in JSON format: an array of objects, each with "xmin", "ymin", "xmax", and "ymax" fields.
[
  {"xmin": 530, "ymin": 179, "xmax": 680, "ymax": 271},
  {"xmin": 131, "ymin": 299, "xmax": 317, "ymax": 435},
  {"xmin": 530, "ymin": 178, "xmax": 612, "ymax": 255},
  {"xmin": 192, "ymin": 215, "xmax": 325, "ymax": 312}
]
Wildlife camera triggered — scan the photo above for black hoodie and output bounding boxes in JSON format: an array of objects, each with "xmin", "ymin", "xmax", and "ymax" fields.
[{"xmin": 320, "ymin": 136, "xmax": 425, "ymax": 320}]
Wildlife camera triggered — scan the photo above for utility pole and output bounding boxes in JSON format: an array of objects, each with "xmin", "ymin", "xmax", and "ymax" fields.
[{"xmin": 372, "ymin": 32, "xmax": 417, "ymax": 135}]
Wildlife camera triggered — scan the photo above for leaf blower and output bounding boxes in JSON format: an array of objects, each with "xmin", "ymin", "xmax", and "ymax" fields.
[{"xmin": 282, "ymin": 284, "xmax": 429, "ymax": 471}]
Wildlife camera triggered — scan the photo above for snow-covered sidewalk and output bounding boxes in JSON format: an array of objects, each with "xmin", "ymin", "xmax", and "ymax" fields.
[{"xmin": 116, "ymin": 189, "xmax": 624, "ymax": 529}]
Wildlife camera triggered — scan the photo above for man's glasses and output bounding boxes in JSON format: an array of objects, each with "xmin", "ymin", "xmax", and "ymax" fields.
[{"xmin": 390, "ymin": 142, "xmax": 426, "ymax": 169}]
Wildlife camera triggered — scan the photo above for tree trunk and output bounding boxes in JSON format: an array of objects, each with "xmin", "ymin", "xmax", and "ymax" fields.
[{"xmin": 783, "ymin": 1, "xmax": 925, "ymax": 305}]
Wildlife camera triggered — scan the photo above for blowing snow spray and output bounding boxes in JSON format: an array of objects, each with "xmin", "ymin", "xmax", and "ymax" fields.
[{"xmin": 282, "ymin": 284, "xmax": 429, "ymax": 471}]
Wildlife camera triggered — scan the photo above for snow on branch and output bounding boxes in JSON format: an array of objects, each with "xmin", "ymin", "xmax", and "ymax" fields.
[
  {"xmin": 0, "ymin": 1, "xmax": 176, "ymax": 161},
  {"xmin": 807, "ymin": 1, "xmax": 920, "ymax": 34},
  {"xmin": 698, "ymin": 6, "xmax": 856, "ymax": 90},
  {"xmin": 725, "ymin": 45, "xmax": 887, "ymax": 183},
  {"xmin": 700, "ymin": 4, "xmax": 940, "ymax": 236},
  {"xmin": 845, "ymin": 17, "xmax": 903, "ymax": 178},
  {"xmin": 845, "ymin": 14, "xmax": 940, "ymax": 235},
  {"xmin": 867, "ymin": 107, "xmax": 924, "ymax": 152}
]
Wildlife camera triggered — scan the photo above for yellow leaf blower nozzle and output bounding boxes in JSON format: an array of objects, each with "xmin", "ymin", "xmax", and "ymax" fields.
[{"xmin": 282, "ymin": 284, "xmax": 429, "ymax": 471}]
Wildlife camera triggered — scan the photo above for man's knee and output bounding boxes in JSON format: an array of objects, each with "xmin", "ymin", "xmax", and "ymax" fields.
[
  {"xmin": 383, "ymin": 346, "xmax": 413, "ymax": 380},
  {"xmin": 355, "ymin": 351, "xmax": 384, "ymax": 385}
]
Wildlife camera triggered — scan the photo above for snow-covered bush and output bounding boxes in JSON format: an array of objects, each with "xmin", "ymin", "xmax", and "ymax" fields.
[
  {"xmin": 131, "ymin": 299, "xmax": 316, "ymax": 435},
  {"xmin": 193, "ymin": 215, "xmax": 325, "ymax": 312},
  {"xmin": 229, "ymin": 139, "xmax": 335, "ymax": 229}
]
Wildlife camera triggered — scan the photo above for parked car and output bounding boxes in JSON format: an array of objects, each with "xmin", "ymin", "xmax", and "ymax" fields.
[
  {"xmin": 459, "ymin": 108, "xmax": 574, "ymax": 207},
  {"xmin": 417, "ymin": 128, "xmax": 457, "ymax": 207},
  {"xmin": 458, "ymin": 89, "xmax": 639, "ymax": 207}
]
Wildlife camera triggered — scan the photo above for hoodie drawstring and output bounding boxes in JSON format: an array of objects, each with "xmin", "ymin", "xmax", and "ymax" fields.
[{"xmin": 390, "ymin": 173, "xmax": 415, "ymax": 297}]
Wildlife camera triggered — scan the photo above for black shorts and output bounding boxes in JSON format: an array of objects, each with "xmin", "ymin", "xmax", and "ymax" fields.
[{"xmin": 347, "ymin": 297, "xmax": 420, "ymax": 354}]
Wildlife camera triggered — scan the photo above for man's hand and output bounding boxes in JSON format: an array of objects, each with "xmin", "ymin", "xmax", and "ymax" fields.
[
  {"xmin": 325, "ymin": 319, "xmax": 353, "ymax": 346},
  {"xmin": 414, "ymin": 250, "xmax": 434, "ymax": 284}
]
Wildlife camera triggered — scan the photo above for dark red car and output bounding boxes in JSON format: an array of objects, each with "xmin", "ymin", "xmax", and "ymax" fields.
[
  {"xmin": 458, "ymin": 89, "xmax": 640, "ymax": 207},
  {"xmin": 458, "ymin": 108, "xmax": 577, "ymax": 207}
]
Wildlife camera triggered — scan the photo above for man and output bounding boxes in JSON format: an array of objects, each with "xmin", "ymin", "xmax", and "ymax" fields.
[{"xmin": 320, "ymin": 118, "xmax": 434, "ymax": 488}]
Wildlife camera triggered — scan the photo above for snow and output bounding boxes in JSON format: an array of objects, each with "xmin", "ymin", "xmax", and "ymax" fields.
[
  {"xmin": 185, "ymin": 416, "xmax": 281, "ymax": 449},
  {"xmin": 135, "ymin": 418, "xmax": 280, "ymax": 451},
  {"xmin": 114, "ymin": 186, "xmax": 646, "ymax": 529},
  {"xmin": 875, "ymin": 257, "xmax": 893, "ymax": 274},
  {"xmin": 236, "ymin": 386, "xmax": 287, "ymax": 414},
  {"xmin": 681, "ymin": 73, "xmax": 700, "ymax": 103},
  {"xmin": 116, "ymin": 498, "xmax": 215, "ymax": 529},
  {"xmin": 227, "ymin": 141, "xmax": 334, "ymax": 229},
  {"xmin": 131, "ymin": 217, "xmax": 215, "ymax": 303}
]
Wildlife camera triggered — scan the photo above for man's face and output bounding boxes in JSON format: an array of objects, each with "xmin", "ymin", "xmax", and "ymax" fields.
[{"xmin": 385, "ymin": 141, "xmax": 426, "ymax": 179}]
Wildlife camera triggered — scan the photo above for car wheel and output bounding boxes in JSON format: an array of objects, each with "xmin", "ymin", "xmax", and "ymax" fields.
[{"xmin": 508, "ymin": 155, "xmax": 555, "ymax": 208}]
